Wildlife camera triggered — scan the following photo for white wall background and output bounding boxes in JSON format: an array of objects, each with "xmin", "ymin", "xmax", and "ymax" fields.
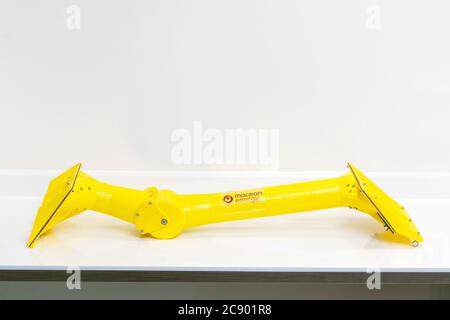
[{"xmin": 1, "ymin": 0, "xmax": 449, "ymax": 171}]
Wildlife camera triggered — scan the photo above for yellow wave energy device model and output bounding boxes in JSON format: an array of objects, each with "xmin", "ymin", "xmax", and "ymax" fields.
[{"xmin": 27, "ymin": 163, "xmax": 423, "ymax": 248}]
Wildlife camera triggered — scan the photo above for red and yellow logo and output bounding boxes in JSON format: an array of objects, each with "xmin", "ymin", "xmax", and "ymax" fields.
[{"xmin": 223, "ymin": 194, "xmax": 233, "ymax": 204}]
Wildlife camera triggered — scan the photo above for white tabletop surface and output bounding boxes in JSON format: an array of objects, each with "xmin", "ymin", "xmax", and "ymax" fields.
[
  {"xmin": 0, "ymin": 170, "xmax": 450, "ymax": 272},
  {"xmin": 1, "ymin": 197, "xmax": 449, "ymax": 272}
]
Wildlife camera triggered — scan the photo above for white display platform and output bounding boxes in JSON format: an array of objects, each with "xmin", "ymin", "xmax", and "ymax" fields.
[{"xmin": 0, "ymin": 170, "xmax": 449, "ymax": 280}]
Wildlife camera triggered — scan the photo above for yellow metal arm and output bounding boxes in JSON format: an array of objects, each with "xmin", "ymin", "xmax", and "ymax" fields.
[
  {"xmin": 27, "ymin": 163, "xmax": 423, "ymax": 248},
  {"xmin": 182, "ymin": 177, "xmax": 350, "ymax": 228}
]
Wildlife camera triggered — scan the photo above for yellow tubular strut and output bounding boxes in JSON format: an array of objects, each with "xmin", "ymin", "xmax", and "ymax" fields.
[{"xmin": 27, "ymin": 163, "xmax": 423, "ymax": 248}]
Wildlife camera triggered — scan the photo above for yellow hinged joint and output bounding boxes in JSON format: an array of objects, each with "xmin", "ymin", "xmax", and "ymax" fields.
[{"xmin": 134, "ymin": 188, "xmax": 169, "ymax": 235}]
